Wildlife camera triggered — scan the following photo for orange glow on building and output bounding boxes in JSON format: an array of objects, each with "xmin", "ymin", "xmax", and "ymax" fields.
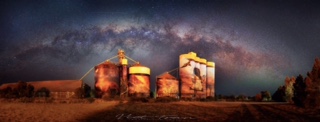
[
  {"xmin": 156, "ymin": 73, "xmax": 179, "ymax": 97},
  {"xmin": 94, "ymin": 62, "xmax": 120, "ymax": 97},
  {"xmin": 129, "ymin": 75, "xmax": 150, "ymax": 95}
]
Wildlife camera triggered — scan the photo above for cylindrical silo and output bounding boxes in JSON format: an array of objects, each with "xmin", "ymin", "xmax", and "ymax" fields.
[
  {"xmin": 156, "ymin": 73, "xmax": 179, "ymax": 98},
  {"xmin": 179, "ymin": 52, "xmax": 196, "ymax": 98},
  {"xmin": 128, "ymin": 64, "xmax": 151, "ymax": 97},
  {"xmin": 119, "ymin": 59, "xmax": 128, "ymax": 98},
  {"xmin": 95, "ymin": 61, "xmax": 120, "ymax": 98},
  {"xmin": 193, "ymin": 57, "xmax": 204, "ymax": 98},
  {"xmin": 206, "ymin": 62, "xmax": 215, "ymax": 97},
  {"xmin": 199, "ymin": 58, "xmax": 207, "ymax": 98}
]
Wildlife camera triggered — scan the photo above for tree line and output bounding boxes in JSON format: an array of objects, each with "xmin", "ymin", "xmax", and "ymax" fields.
[
  {"xmin": 0, "ymin": 81, "xmax": 92, "ymax": 99},
  {"xmin": 0, "ymin": 81, "xmax": 50, "ymax": 98},
  {"xmin": 273, "ymin": 58, "xmax": 320, "ymax": 108}
]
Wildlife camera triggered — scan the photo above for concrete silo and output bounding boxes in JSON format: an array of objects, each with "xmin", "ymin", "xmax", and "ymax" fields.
[
  {"xmin": 179, "ymin": 52, "xmax": 196, "ymax": 98},
  {"xmin": 192, "ymin": 57, "xmax": 205, "ymax": 98},
  {"xmin": 206, "ymin": 61, "xmax": 215, "ymax": 97},
  {"xmin": 199, "ymin": 58, "xmax": 207, "ymax": 98}
]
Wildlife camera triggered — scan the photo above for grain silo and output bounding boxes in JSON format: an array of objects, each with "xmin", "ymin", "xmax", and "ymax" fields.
[
  {"xmin": 179, "ymin": 52, "xmax": 196, "ymax": 98},
  {"xmin": 206, "ymin": 61, "xmax": 215, "ymax": 97},
  {"xmin": 193, "ymin": 57, "xmax": 205, "ymax": 98},
  {"xmin": 128, "ymin": 64, "xmax": 151, "ymax": 97},
  {"xmin": 156, "ymin": 73, "xmax": 179, "ymax": 98},
  {"xmin": 81, "ymin": 49, "xmax": 152, "ymax": 99},
  {"xmin": 199, "ymin": 58, "xmax": 207, "ymax": 98},
  {"xmin": 94, "ymin": 61, "xmax": 120, "ymax": 98}
]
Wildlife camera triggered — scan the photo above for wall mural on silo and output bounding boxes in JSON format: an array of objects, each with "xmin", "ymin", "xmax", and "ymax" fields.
[
  {"xmin": 94, "ymin": 62, "xmax": 120, "ymax": 98},
  {"xmin": 180, "ymin": 53, "xmax": 205, "ymax": 98},
  {"xmin": 129, "ymin": 75, "xmax": 150, "ymax": 97},
  {"xmin": 199, "ymin": 59, "xmax": 207, "ymax": 98},
  {"xmin": 206, "ymin": 62, "xmax": 215, "ymax": 97},
  {"xmin": 156, "ymin": 74, "xmax": 179, "ymax": 98}
]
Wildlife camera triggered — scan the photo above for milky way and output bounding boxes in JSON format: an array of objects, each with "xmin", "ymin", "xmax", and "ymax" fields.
[{"xmin": 1, "ymin": 1, "xmax": 319, "ymax": 95}]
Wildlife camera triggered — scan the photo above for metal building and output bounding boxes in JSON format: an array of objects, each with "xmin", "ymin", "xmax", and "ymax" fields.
[
  {"xmin": 94, "ymin": 61, "xmax": 120, "ymax": 98},
  {"xmin": 156, "ymin": 73, "xmax": 179, "ymax": 98}
]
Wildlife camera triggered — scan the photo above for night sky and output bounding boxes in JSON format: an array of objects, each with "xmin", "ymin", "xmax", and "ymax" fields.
[{"xmin": 1, "ymin": 0, "xmax": 319, "ymax": 96}]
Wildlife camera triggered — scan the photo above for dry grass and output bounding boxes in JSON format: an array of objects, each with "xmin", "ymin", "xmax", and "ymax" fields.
[
  {"xmin": 0, "ymin": 100, "xmax": 118, "ymax": 122},
  {"xmin": 0, "ymin": 100, "xmax": 319, "ymax": 122}
]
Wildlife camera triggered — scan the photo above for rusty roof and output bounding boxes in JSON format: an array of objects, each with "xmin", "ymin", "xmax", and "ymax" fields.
[
  {"xmin": 0, "ymin": 83, "xmax": 18, "ymax": 90},
  {"xmin": 157, "ymin": 73, "xmax": 177, "ymax": 79}
]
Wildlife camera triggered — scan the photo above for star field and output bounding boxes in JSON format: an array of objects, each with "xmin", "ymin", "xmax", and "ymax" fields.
[{"xmin": 1, "ymin": 0, "xmax": 319, "ymax": 96}]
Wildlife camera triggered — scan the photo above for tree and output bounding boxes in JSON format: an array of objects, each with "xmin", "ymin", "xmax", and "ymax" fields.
[
  {"xmin": 26, "ymin": 84, "xmax": 34, "ymax": 98},
  {"xmin": 75, "ymin": 88, "xmax": 85, "ymax": 98},
  {"xmin": 285, "ymin": 77, "xmax": 296, "ymax": 103},
  {"xmin": 83, "ymin": 84, "xmax": 91, "ymax": 98},
  {"xmin": 303, "ymin": 58, "xmax": 320, "ymax": 108},
  {"xmin": 261, "ymin": 91, "xmax": 271, "ymax": 101},
  {"xmin": 36, "ymin": 87, "xmax": 50, "ymax": 97},
  {"xmin": 292, "ymin": 74, "xmax": 306, "ymax": 107},
  {"xmin": 90, "ymin": 89, "xmax": 97, "ymax": 98},
  {"xmin": 292, "ymin": 58, "xmax": 320, "ymax": 108},
  {"xmin": 3, "ymin": 87, "xmax": 12, "ymax": 98},
  {"xmin": 255, "ymin": 93, "xmax": 262, "ymax": 102},
  {"xmin": 272, "ymin": 86, "xmax": 286, "ymax": 102},
  {"xmin": 17, "ymin": 81, "xmax": 28, "ymax": 98},
  {"xmin": 237, "ymin": 94, "xmax": 247, "ymax": 101},
  {"xmin": 150, "ymin": 91, "xmax": 154, "ymax": 98},
  {"xmin": 0, "ymin": 89, "xmax": 3, "ymax": 98}
]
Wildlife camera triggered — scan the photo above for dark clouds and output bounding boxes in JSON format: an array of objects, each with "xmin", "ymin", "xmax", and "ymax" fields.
[{"xmin": 1, "ymin": 0, "xmax": 319, "ymax": 95}]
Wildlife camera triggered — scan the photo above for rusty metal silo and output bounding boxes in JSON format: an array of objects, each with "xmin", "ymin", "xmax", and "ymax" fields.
[
  {"xmin": 206, "ymin": 61, "xmax": 215, "ymax": 97},
  {"xmin": 94, "ymin": 61, "xmax": 120, "ymax": 98},
  {"xmin": 156, "ymin": 73, "xmax": 179, "ymax": 98},
  {"xmin": 128, "ymin": 64, "xmax": 151, "ymax": 97}
]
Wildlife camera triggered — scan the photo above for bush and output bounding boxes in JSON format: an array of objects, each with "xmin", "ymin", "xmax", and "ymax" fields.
[{"xmin": 35, "ymin": 87, "xmax": 50, "ymax": 97}]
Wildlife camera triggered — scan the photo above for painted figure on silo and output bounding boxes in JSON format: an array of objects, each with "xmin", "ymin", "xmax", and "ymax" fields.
[
  {"xmin": 190, "ymin": 67, "xmax": 204, "ymax": 98},
  {"xmin": 94, "ymin": 62, "xmax": 120, "ymax": 98},
  {"xmin": 180, "ymin": 57, "xmax": 204, "ymax": 98}
]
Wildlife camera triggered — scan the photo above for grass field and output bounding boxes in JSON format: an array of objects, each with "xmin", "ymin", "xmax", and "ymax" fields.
[{"xmin": 0, "ymin": 100, "xmax": 319, "ymax": 122}]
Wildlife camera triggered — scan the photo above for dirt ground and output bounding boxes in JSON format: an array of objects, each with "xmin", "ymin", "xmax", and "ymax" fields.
[{"xmin": 0, "ymin": 101, "xmax": 319, "ymax": 122}]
